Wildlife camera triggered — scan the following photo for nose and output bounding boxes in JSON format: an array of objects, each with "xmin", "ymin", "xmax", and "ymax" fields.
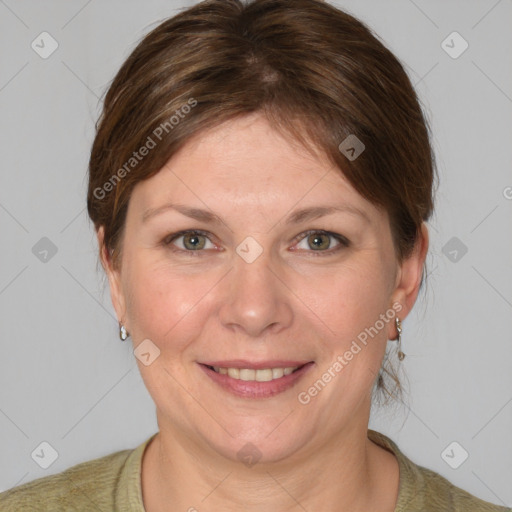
[{"xmin": 218, "ymin": 249, "xmax": 293, "ymax": 338}]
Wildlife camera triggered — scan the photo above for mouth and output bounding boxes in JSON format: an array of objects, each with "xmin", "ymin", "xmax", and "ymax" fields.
[
  {"xmin": 204, "ymin": 364, "xmax": 304, "ymax": 381},
  {"xmin": 198, "ymin": 361, "xmax": 315, "ymax": 399}
]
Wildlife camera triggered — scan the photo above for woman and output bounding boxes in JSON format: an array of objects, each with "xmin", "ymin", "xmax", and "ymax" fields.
[{"xmin": 0, "ymin": 0, "xmax": 509, "ymax": 510}]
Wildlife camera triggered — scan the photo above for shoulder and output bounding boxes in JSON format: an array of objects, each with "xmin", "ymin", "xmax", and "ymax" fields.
[
  {"xmin": 367, "ymin": 429, "xmax": 510, "ymax": 512},
  {"xmin": 0, "ymin": 445, "xmax": 133, "ymax": 511},
  {"xmin": 416, "ymin": 463, "xmax": 510, "ymax": 512}
]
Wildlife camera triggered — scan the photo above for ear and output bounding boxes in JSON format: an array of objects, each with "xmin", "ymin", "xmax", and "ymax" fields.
[
  {"xmin": 388, "ymin": 222, "xmax": 429, "ymax": 339},
  {"xmin": 97, "ymin": 226, "xmax": 128, "ymax": 329}
]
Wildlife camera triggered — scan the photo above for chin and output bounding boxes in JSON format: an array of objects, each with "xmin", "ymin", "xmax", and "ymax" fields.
[{"xmin": 195, "ymin": 416, "xmax": 312, "ymax": 467}]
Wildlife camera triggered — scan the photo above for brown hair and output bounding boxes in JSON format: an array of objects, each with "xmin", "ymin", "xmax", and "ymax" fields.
[{"xmin": 87, "ymin": 0, "xmax": 437, "ymax": 406}]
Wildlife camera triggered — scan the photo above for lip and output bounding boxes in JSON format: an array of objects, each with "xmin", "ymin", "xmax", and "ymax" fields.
[
  {"xmin": 198, "ymin": 361, "xmax": 315, "ymax": 399},
  {"xmin": 200, "ymin": 359, "xmax": 312, "ymax": 370}
]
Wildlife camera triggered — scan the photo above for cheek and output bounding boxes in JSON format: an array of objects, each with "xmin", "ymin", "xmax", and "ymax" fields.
[
  {"xmin": 123, "ymin": 258, "xmax": 212, "ymax": 347},
  {"xmin": 307, "ymin": 265, "xmax": 392, "ymax": 404},
  {"xmin": 311, "ymin": 271, "xmax": 392, "ymax": 389},
  {"xmin": 311, "ymin": 263, "xmax": 392, "ymax": 345}
]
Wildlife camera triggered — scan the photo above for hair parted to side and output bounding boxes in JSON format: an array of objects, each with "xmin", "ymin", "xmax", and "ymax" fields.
[{"xmin": 87, "ymin": 0, "xmax": 438, "ymax": 407}]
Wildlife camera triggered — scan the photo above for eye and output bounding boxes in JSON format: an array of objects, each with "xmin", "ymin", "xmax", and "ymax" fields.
[
  {"xmin": 164, "ymin": 229, "xmax": 216, "ymax": 254},
  {"xmin": 163, "ymin": 229, "xmax": 349, "ymax": 257},
  {"xmin": 292, "ymin": 230, "xmax": 349, "ymax": 255}
]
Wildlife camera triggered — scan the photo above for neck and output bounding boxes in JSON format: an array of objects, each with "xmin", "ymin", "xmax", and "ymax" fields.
[{"xmin": 141, "ymin": 420, "xmax": 399, "ymax": 512}]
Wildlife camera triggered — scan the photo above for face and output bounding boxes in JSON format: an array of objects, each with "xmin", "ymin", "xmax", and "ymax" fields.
[{"xmin": 100, "ymin": 113, "xmax": 427, "ymax": 463}]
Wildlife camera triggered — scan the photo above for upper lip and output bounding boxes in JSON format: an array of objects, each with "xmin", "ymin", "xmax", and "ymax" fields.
[{"xmin": 200, "ymin": 360, "xmax": 313, "ymax": 369}]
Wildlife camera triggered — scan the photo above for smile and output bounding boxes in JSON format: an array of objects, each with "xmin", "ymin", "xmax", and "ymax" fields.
[
  {"xmin": 207, "ymin": 365, "xmax": 300, "ymax": 381},
  {"xmin": 199, "ymin": 361, "xmax": 315, "ymax": 399}
]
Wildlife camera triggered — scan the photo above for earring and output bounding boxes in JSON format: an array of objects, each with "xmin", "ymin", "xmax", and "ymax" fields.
[
  {"xmin": 119, "ymin": 323, "xmax": 129, "ymax": 341},
  {"xmin": 395, "ymin": 317, "xmax": 405, "ymax": 361}
]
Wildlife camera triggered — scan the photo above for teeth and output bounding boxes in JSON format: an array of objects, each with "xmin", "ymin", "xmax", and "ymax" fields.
[
  {"xmin": 211, "ymin": 366, "xmax": 299, "ymax": 381},
  {"xmin": 272, "ymin": 368, "xmax": 284, "ymax": 379},
  {"xmin": 227, "ymin": 368, "xmax": 240, "ymax": 379}
]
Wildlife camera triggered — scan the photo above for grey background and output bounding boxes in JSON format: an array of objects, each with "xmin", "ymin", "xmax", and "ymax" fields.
[{"xmin": 0, "ymin": 0, "xmax": 511, "ymax": 507}]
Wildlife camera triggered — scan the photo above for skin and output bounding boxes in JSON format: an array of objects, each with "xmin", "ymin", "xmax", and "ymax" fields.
[{"xmin": 98, "ymin": 113, "xmax": 429, "ymax": 512}]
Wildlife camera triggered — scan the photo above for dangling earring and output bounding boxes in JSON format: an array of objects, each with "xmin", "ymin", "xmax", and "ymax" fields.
[
  {"xmin": 395, "ymin": 317, "xmax": 405, "ymax": 361},
  {"xmin": 119, "ymin": 323, "xmax": 129, "ymax": 341}
]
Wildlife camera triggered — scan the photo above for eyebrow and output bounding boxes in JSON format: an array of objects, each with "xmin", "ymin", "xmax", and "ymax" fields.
[{"xmin": 142, "ymin": 202, "xmax": 370, "ymax": 225}]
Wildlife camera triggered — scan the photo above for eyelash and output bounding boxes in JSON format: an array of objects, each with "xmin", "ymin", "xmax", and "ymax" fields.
[{"xmin": 162, "ymin": 229, "xmax": 350, "ymax": 257}]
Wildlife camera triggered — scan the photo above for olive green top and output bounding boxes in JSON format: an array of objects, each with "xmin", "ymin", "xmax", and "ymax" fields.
[{"xmin": 0, "ymin": 429, "xmax": 509, "ymax": 511}]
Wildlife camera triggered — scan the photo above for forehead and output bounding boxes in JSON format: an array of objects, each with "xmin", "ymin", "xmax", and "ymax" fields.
[{"xmin": 131, "ymin": 114, "xmax": 383, "ymax": 225}]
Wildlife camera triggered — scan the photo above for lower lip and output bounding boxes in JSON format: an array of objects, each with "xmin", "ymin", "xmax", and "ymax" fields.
[{"xmin": 198, "ymin": 362, "xmax": 315, "ymax": 399}]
